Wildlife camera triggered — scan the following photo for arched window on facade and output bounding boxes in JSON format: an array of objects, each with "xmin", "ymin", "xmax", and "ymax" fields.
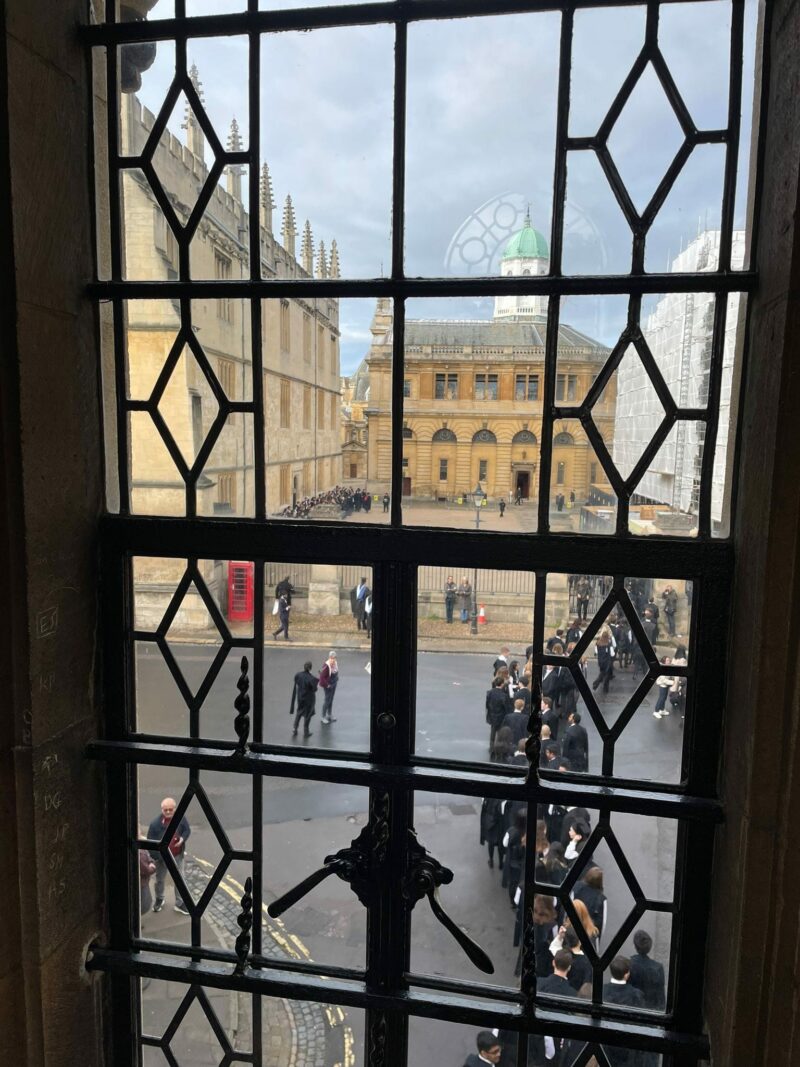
[
  {"xmin": 512, "ymin": 429, "xmax": 537, "ymax": 445},
  {"xmin": 553, "ymin": 431, "xmax": 575, "ymax": 445},
  {"xmin": 402, "ymin": 427, "xmax": 413, "ymax": 439},
  {"xmin": 432, "ymin": 428, "xmax": 457, "ymax": 442},
  {"xmin": 471, "ymin": 428, "xmax": 497, "ymax": 444}
]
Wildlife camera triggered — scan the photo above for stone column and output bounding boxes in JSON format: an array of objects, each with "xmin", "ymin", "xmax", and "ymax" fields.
[{"xmin": 307, "ymin": 564, "xmax": 341, "ymax": 615}]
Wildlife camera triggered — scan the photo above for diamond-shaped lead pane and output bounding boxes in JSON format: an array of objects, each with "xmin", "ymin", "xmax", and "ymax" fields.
[
  {"xmin": 606, "ymin": 62, "xmax": 686, "ymax": 216},
  {"xmin": 148, "ymin": 90, "xmax": 216, "ymax": 221},
  {"xmin": 628, "ymin": 421, "xmax": 706, "ymax": 536},
  {"xmin": 153, "ymin": 344, "xmax": 222, "ymax": 472},
  {"xmin": 598, "ymin": 342, "xmax": 668, "ymax": 482},
  {"xmin": 164, "ymin": 581, "xmax": 227, "ymax": 694},
  {"xmin": 639, "ymin": 291, "xmax": 718, "ymax": 408},
  {"xmin": 167, "ymin": 988, "xmax": 232, "ymax": 1063}
]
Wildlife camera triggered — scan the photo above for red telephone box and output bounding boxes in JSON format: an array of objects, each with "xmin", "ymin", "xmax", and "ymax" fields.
[{"xmin": 227, "ymin": 561, "xmax": 254, "ymax": 622}]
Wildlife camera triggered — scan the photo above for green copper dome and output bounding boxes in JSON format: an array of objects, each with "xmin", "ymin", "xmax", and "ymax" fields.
[{"xmin": 502, "ymin": 211, "xmax": 549, "ymax": 261}]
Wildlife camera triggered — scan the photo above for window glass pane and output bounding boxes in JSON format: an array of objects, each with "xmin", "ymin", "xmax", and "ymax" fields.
[
  {"xmin": 270, "ymin": 298, "xmax": 391, "ymax": 525},
  {"xmin": 410, "ymin": 790, "xmax": 525, "ymax": 990},
  {"xmin": 260, "ymin": 778, "xmax": 369, "ymax": 970},
  {"xmin": 402, "ymin": 297, "xmax": 543, "ymax": 531},
  {"xmin": 550, "ymin": 291, "xmax": 744, "ymax": 537},
  {"xmin": 408, "ymin": 791, "xmax": 677, "ymax": 1011},
  {"xmin": 136, "ymin": 767, "xmax": 252, "ymax": 952},
  {"xmin": 415, "ymin": 565, "xmax": 534, "ymax": 767},
  {"xmin": 542, "ymin": 572, "xmax": 693, "ymax": 786},
  {"xmin": 132, "ymin": 555, "xmax": 254, "ymax": 739},
  {"xmin": 139, "ymin": 980, "xmax": 364, "ymax": 1065},
  {"xmin": 260, "ymin": 24, "xmax": 392, "ymax": 277},
  {"xmin": 406, "ymin": 13, "xmax": 558, "ymax": 277},
  {"xmin": 263, "ymin": 562, "xmax": 372, "ymax": 752}
]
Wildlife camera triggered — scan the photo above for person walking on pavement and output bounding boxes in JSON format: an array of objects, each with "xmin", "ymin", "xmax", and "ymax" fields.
[
  {"xmin": 272, "ymin": 590, "xmax": 291, "ymax": 640},
  {"xmin": 148, "ymin": 797, "xmax": 191, "ymax": 915},
  {"xmin": 319, "ymin": 651, "xmax": 339, "ymax": 724},
  {"xmin": 275, "ymin": 574, "xmax": 294, "ymax": 604},
  {"xmin": 444, "ymin": 575, "xmax": 457, "ymax": 624},
  {"xmin": 498, "ymin": 498, "xmax": 506, "ymax": 518},
  {"xmin": 515, "ymin": 484, "xmax": 523, "ymax": 505},
  {"xmin": 290, "ymin": 660, "xmax": 319, "ymax": 738},
  {"xmin": 382, "ymin": 492, "xmax": 390, "ymax": 513}
]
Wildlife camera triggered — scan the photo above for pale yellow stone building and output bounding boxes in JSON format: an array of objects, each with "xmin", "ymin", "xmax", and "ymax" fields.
[
  {"xmin": 361, "ymin": 218, "xmax": 616, "ymax": 503},
  {"xmin": 340, "ymin": 371, "xmax": 369, "ymax": 483},
  {"xmin": 121, "ymin": 65, "xmax": 343, "ymax": 522}
]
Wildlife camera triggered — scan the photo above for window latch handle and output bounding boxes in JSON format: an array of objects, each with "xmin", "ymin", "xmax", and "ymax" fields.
[
  {"xmin": 402, "ymin": 831, "xmax": 494, "ymax": 974},
  {"xmin": 266, "ymin": 818, "xmax": 382, "ymax": 918},
  {"xmin": 266, "ymin": 856, "xmax": 347, "ymax": 918}
]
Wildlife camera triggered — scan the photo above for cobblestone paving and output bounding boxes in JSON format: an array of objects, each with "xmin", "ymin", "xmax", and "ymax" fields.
[{"xmin": 141, "ymin": 858, "xmax": 352, "ymax": 1066}]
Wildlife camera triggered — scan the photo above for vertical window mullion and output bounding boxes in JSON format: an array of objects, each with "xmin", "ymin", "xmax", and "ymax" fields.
[
  {"xmin": 539, "ymin": 7, "xmax": 573, "ymax": 532},
  {"xmin": 390, "ymin": 16, "xmax": 408, "ymax": 528},
  {"xmin": 367, "ymin": 560, "xmax": 417, "ymax": 1065}
]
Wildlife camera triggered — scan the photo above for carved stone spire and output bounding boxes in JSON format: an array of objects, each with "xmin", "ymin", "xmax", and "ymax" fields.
[
  {"xmin": 300, "ymin": 219, "xmax": 314, "ymax": 274},
  {"xmin": 281, "ymin": 194, "xmax": 297, "ymax": 258},
  {"xmin": 316, "ymin": 239, "xmax": 329, "ymax": 279},
  {"xmin": 329, "ymin": 239, "xmax": 340, "ymax": 279},
  {"xmin": 183, "ymin": 64, "xmax": 206, "ymax": 160},
  {"xmin": 259, "ymin": 162, "xmax": 275, "ymax": 234},
  {"xmin": 226, "ymin": 117, "xmax": 244, "ymax": 200}
]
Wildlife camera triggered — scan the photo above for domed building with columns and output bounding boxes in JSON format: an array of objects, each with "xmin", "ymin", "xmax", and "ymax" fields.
[{"xmin": 361, "ymin": 214, "xmax": 616, "ymax": 503}]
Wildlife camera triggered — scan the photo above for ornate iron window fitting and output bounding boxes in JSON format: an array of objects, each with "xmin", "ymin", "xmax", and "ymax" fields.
[{"xmin": 83, "ymin": 0, "xmax": 764, "ymax": 1064}]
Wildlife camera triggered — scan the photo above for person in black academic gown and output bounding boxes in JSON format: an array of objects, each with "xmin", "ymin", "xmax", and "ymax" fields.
[
  {"xmin": 289, "ymin": 660, "xmax": 318, "ymax": 738},
  {"xmin": 486, "ymin": 677, "xmax": 512, "ymax": 751},
  {"xmin": 602, "ymin": 957, "xmax": 646, "ymax": 1066},
  {"xmin": 561, "ymin": 710, "xmax": 589, "ymax": 772},
  {"xmin": 628, "ymin": 929, "xmax": 666, "ymax": 1010},
  {"xmin": 501, "ymin": 700, "xmax": 530, "ymax": 746}
]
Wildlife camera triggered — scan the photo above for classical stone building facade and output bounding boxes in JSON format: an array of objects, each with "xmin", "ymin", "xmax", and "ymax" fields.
[
  {"xmin": 121, "ymin": 66, "xmax": 343, "ymax": 521},
  {"xmin": 360, "ymin": 217, "xmax": 615, "ymax": 502}
]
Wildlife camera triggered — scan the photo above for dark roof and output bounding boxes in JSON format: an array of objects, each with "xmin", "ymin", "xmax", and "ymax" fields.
[{"xmin": 404, "ymin": 319, "xmax": 606, "ymax": 352}]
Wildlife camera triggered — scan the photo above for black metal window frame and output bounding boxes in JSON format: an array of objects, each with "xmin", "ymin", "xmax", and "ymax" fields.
[{"xmin": 82, "ymin": 0, "xmax": 763, "ymax": 1064}]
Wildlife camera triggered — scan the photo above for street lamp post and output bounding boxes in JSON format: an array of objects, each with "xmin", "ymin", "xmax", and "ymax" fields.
[{"xmin": 471, "ymin": 484, "xmax": 485, "ymax": 634}]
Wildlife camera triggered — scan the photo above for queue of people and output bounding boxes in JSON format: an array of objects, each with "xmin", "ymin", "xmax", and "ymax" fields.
[
  {"xmin": 473, "ymin": 787, "xmax": 666, "ymax": 1065},
  {"xmin": 469, "ymin": 583, "xmax": 680, "ymax": 1066},
  {"xmin": 278, "ymin": 485, "xmax": 375, "ymax": 518}
]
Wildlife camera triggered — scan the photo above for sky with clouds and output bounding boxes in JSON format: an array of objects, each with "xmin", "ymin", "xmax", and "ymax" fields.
[{"xmin": 131, "ymin": 0, "xmax": 758, "ymax": 373}]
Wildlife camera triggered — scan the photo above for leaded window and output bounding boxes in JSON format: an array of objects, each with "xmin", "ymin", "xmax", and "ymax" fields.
[{"xmin": 86, "ymin": 2, "xmax": 761, "ymax": 1065}]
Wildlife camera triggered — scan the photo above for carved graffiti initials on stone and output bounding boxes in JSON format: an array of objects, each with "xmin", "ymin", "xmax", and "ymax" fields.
[{"xmin": 35, "ymin": 606, "xmax": 59, "ymax": 638}]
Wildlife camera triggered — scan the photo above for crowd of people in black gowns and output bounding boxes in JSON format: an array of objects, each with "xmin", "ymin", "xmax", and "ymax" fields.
[{"xmin": 278, "ymin": 485, "xmax": 374, "ymax": 518}]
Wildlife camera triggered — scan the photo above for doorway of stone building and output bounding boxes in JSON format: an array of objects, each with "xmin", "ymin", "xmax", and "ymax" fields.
[
  {"xmin": 515, "ymin": 470, "xmax": 530, "ymax": 499},
  {"xmin": 402, "ymin": 477, "xmax": 412, "ymax": 496}
]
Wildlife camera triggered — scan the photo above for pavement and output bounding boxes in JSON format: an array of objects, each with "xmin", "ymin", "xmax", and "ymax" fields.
[{"xmin": 136, "ymin": 643, "xmax": 682, "ymax": 1064}]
